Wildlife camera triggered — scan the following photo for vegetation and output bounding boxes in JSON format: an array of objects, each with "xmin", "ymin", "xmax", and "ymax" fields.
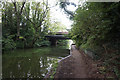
[
  {"xmin": 70, "ymin": 2, "xmax": 120, "ymax": 78},
  {"xmin": 2, "ymin": 1, "xmax": 67, "ymax": 51},
  {"xmin": 2, "ymin": 0, "xmax": 120, "ymax": 78}
]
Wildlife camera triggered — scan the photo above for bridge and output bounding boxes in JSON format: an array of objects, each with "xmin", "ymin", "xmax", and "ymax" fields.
[{"xmin": 45, "ymin": 32, "xmax": 71, "ymax": 46}]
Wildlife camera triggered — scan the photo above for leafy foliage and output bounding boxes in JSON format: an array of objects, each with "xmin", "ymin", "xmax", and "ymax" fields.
[
  {"xmin": 2, "ymin": 2, "xmax": 66, "ymax": 50},
  {"xmin": 70, "ymin": 2, "xmax": 120, "ymax": 78}
]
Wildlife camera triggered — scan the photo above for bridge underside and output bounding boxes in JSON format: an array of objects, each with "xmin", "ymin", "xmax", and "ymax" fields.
[{"xmin": 45, "ymin": 35, "xmax": 70, "ymax": 46}]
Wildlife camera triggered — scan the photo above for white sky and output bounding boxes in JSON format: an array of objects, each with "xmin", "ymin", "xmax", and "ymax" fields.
[
  {"xmin": 48, "ymin": 0, "xmax": 80, "ymax": 29},
  {"xmin": 50, "ymin": 5, "xmax": 73, "ymax": 29}
]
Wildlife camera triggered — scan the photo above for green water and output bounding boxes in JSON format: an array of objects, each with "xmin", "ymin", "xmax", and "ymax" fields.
[{"xmin": 2, "ymin": 47, "xmax": 70, "ymax": 78}]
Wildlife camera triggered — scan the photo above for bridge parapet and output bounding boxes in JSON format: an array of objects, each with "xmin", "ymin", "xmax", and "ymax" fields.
[
  {"xmin": 45, "ymin": 32, "xmax": 70, "ymax": 46},
  {"xmin": 45, "ymin": 35, "xmax": 70, "ymax": 40}
]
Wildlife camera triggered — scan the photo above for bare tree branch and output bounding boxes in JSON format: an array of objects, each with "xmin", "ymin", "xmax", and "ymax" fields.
[
  {"xmin": 23, "ymin": 5, "xmax": 35, "ymax": 25},
  {"xmin": 38, "ymin": 0, "xmax": 49, "ymax": 27},
  {"xmin": 13, "ymin": 2, "xmax": 17, "ymax": 13},
  {"xmin": 26, "ymin": 17, "xmax": 35, "ymax": 25},
  {"xmin": 20, "ymin": 1, "xmax": 26, "ymax": 14}
]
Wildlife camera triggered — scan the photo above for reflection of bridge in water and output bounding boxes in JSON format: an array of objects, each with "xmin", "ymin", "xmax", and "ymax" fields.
[{"xmin": 45, "ymin": 32, "xmax": 71, "ymax": 46}]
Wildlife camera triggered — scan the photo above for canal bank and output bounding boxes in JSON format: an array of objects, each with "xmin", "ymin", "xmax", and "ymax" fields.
[{"xmin": 52, "ymin": 44, "xmax": 101, "ymax": 78}]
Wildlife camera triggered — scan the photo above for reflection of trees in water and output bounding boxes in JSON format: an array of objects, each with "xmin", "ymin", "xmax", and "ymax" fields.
[{"xmin": 2, "ymin": 56, "xmax": 59, "ymax": 78}]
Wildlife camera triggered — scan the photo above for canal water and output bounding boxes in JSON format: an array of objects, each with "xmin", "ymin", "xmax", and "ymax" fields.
[{"xmin": 2, "ymin": 40, "xmax": 73, "ymax": 78}]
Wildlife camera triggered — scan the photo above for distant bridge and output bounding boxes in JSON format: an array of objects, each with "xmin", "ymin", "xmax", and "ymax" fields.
[{"xmin": 45, "ymin": 32, "xmax": 71, "ymax": 46}]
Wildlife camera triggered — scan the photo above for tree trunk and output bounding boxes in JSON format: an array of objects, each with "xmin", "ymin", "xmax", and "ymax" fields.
[
  {"xmin": 15, "ymin": 13, "xmax": 20, "ymax": 40},
  {"xmin": 17, "ymin": 14, "xmax": 20, "ymax": 38}
]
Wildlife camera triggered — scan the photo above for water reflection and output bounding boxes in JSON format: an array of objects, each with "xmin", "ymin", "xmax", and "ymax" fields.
[{"xmin": 2, "ymin": 47, "xmax": 69, "ymax": 78}]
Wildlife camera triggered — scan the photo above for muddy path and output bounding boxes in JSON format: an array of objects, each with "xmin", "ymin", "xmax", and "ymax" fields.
[{"xmin": 54, "ymin": 45, "xmax": 100, "ymax": 78}]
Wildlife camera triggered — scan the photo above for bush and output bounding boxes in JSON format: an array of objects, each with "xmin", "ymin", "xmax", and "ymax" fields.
[
  {"xmin": 35, "ymin": 40, "xmax": 50, "ymax": 47},
  {"xmin": 2, "ymin": 35, "xmax": 16, "ymax": 50}
]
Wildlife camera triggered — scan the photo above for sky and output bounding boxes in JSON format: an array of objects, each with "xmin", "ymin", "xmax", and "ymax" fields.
[
  {"xmin": 48, "ymin": 0, "xmax": 80, "ymax": 29},
  {"xmin": 50, "ymin": 5, "xmax": 73, "ymax": 29}
]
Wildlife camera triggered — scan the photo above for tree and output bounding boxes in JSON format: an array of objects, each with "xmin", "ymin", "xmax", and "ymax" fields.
[
  {"xmin": 48, "ymin": 21, "xmax": 66, "ymax": 34},
  {"xmin": 59, "ymin": 1, "xmax": 77, "ymax": 19},
  {"xmin": 70, "ymin": 2, "xmax": 120, "ymax": 78},
  {"xmin": 23, "ymin": 1, "xmax": 50, "ymax": 47},
  {"xmin": 2, "ymin": 1, "xmax": 62, "ymax": 49},
  {"xmin": 12, "ymin": 0, "xmax": 26, "ymax": 39}
]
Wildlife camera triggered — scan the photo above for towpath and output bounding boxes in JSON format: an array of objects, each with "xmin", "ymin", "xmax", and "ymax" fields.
[{"xmin": 54, "ymin": 45, "xmax": 91, "ymax": 78}]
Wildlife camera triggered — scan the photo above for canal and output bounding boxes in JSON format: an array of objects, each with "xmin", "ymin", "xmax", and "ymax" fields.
[{"xmin": 2, "ymin": 40, "xmax": 73, "ymax": 78}]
